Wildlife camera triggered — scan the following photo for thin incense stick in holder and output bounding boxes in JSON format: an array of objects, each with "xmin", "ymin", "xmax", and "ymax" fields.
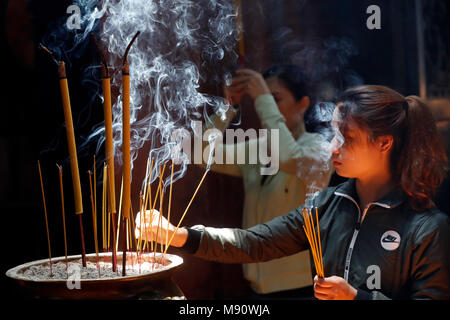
[
  {"xmin": 88, "ymin": 171, "xmax": 101, "ymax": 276},
  {"xmin": 57, "ymin": 164, "xmax": 68, "ymax": 273},
  {"xmin": 38, "ymin": 161, "xmax": 52, "ymax": 277},
  {"xmin": 164, "ymin": 169, "xmax": 209, "ymax": 254}
]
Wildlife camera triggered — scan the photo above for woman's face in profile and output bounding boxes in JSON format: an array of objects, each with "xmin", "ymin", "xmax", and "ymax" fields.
[
  {"xmin": 329, "ymin": 106, "xmax": 385, "ymax": 179},
  {"xmin": 266, "ymin": 76, "xmax": 307, "ymax": 132}
]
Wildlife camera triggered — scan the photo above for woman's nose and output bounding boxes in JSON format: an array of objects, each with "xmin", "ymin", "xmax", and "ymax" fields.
[{"xmin": 329, "ymin": 136, "xmax": 341, "ymax": 155}]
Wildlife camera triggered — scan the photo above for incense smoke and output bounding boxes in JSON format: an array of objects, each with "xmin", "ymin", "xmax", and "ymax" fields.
[
  {"xmin": 269, "ymin": 27, "xmax": 363, "ymax": 199},
  {"xmin": 42, "ymin": 0, "xmax": 239, "ymax": 189}
]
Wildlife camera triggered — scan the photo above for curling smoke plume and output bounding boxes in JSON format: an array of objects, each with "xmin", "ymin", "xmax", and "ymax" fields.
[
  {"xmin": 43, "ymin": 0, "xmax": 239, "ymax": 188},
  {"xmin": 268, "ymin": 28, "xmax": 363, "ymax": 201}
]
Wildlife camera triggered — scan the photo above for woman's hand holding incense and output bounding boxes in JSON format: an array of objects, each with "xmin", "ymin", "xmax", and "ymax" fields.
[
  {"xmin": 313, "ymin": 275, "xmax": 357, "ymax": 300},
  {"xmin": 135, "ymin": 209, "xmax": 188, "ymax": 248}
]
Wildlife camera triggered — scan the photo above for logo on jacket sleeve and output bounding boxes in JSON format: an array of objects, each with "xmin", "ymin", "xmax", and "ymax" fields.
[{"xmin": 380, "ymin": 230, "xmax": 401, "ymax": 251}]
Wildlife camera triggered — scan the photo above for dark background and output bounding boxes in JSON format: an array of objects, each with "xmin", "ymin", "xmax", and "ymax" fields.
[{"xmin": 1, "ymin": 0, "xmax": 449, "ymax": 300}]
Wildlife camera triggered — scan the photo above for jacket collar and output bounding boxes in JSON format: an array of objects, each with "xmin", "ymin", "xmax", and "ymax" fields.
[{"xmin": 334, "ymin": 178, "xmax": 407, "ymax": 209}]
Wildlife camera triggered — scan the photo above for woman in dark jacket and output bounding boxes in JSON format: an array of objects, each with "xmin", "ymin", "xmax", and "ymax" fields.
[{"xmin": 136, "ymin": 85, "xmax": 449, "ymax": 300}]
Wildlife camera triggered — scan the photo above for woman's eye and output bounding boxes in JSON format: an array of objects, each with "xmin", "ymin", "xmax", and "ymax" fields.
[{"xmin": 344, "ymin": 136, "xmax": 353, "ymax": 144}]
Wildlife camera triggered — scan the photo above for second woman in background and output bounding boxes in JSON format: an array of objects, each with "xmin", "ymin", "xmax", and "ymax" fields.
[{"xmin": 201, "ymin": 64, "xmax": 334, "ymax": 298}]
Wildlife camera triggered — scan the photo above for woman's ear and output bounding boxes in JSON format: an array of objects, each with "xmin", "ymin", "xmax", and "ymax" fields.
[
  {"xmin": 297, "ymin": 96, "xmax": 310, "ymax": 113},
  {"xmin": 377, "ymin": 135, "xmax": 394, "ymax": 153}
]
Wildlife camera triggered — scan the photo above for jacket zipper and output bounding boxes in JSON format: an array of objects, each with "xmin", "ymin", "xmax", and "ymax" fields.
[{"xmin": 334, "ymin": 192, "xmax": 391, "ymax": 282}]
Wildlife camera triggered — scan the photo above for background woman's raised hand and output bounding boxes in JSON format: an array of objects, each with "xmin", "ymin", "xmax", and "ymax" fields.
[{"xmin": 224, "ymin": 69, "xmax": 271, "ymax": 105}]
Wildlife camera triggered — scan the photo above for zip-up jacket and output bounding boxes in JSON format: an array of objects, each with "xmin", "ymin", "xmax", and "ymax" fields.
[{"xmin": 182, "ymin": 179, "xmax": 450, "ymax": 299}]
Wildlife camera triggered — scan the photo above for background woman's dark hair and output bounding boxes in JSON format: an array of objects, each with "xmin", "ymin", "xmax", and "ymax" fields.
[
  {"xmin": 337, "ymin": 85, "xmax": 448, "ymax": 211},
  {"xmin": 263, "ymin": 64, "xmax": 323, "ymax": 133}
]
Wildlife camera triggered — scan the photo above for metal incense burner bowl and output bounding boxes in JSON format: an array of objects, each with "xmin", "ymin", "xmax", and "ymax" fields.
[{"xmin": 6, "ymin": 252, "xmax": 185, "ymax": 300}]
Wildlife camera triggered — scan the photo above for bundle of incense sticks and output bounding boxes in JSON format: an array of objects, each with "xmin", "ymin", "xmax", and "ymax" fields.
[{"xmin": 301, "ymin": 207, "xmax": 324, "ymax": 278}]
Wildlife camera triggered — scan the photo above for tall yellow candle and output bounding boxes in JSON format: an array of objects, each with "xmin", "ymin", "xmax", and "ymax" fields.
[
  {"xmin": 101, "ymin": 66, "xmax": 117, "ymax": 215},
  {"xmin": 122, "ymin": 61, "xmax": 131, "ymax": 220},
  {"xmin": 58, "ymin": 61, "xmax": 83, "ymax": 215},
  {"xmin": 121, "ymin": 31, "xmax": 139, "ymax": 276}
]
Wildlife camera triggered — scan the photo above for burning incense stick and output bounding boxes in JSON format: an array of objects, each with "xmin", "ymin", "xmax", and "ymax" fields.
[
  {"xmin": 38, "ymin": 161, "xmax": 52, "ymax": 277},
  {"xmin": 121, "ymin": 55, "xmax": 130, "ymax": 276},
  {"xmin": 58, "ymin": 62, "xmax": 83, "ymax": 215},
  {"xmin": 58, "ymin": 61, "xmax": 86, "ymax": 267},
  {"xmin": 122, "ymin": 64, "xmax": 131, "ymax": 222},
  {"xmin": 164, "ymin": 169, "xmax": 210, "ymax": 255},
  {"xmin": 121, "ymin": 31, "xmax": 140, "ymax": 276},
  {"xmin": 91, "ymin": 33, "xmax": 116, "ymax": 216},
  {"xmin": 56, "ymin": 164, "xmax": 68, "ymax": 274}
]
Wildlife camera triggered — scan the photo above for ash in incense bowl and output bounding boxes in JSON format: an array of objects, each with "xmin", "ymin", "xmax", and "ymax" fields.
[{"xmin": 6, "ymin": 252, "xmax": 185, "ymax": 299}]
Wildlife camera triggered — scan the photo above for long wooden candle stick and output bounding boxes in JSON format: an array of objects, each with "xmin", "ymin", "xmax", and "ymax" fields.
[
  {"xmin": 99, "ymin": 58, "xmax": 118, "ymax": 269},
  {"xmin": 58, "ymin": 61, "xmax": 86, "ymax": 267},
  {"xmin": 38, "ymin": 161, "xmax": 52, "ymax": 277},
  {"xmin": 57, "ymin": 164, "xmax": 68, "ymax": 274},
  {"xmin": 58, "ymin": 62, "xmax": 83, "ymax": 213},
  {"xmin": 121, "ymin": 31, "xmax": 140, "ymax": 276},
  {"xmin": 121, "ymin": 58, "xmax": 131, "ymax": 276}
]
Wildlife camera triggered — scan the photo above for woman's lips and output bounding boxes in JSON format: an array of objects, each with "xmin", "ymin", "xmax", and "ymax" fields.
[{"xmin": 332, "ymin": 160, "xmax": 341, "ymax": 167}]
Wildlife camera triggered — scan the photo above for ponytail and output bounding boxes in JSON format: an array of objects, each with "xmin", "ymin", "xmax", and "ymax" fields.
[{"xmin": 398, "ymin": 96, "xmax": 448, "ymax": 210}]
